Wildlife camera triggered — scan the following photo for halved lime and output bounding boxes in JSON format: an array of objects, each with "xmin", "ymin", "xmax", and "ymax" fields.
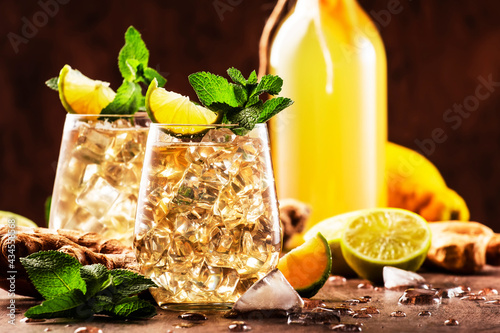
[
  {"xmin": 58, "ymin": 64, "xmax": 116, "ymax": 114},
  {"xmin": 145, "ymin": 78, "xmax": 221, "ymax": 135},
  {"xmin": 278, "ymin": 232, "xmax": 332, "ymax": 298},
  {"xmin": 340, "ymin": 208, "xmax": 431, "ymax": 283},
  {"xmin": 0, "ymin": 210, "xmax": 37, "ymax": 228},
  {"xmin": 304, "ymin": 212, "xmax": 359, "ymax": 277}
]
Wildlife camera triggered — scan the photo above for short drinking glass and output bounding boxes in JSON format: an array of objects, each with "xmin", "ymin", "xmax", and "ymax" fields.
[
  {"xmin": 134, "ymin": 123, "xmax": 281, "ymax": 309},
  {"xmin": 49, "ymin": 113, "xmax": 150, "ymax": 245}
]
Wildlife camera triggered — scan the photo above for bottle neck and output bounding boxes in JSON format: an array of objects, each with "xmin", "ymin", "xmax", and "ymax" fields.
[
  {"xmin": 295, "ymin": 0, "xmax": 359, "ymax": 10},
  {"xmin": 295, "ymin": 0, "xmax": 360, "ymax": 27}
]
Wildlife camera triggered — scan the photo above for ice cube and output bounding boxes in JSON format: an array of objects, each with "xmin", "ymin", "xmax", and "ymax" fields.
[
  {"xmin": 60, "ymin": 156, "xmax": 86, "ymax": 191},
  {"xmin": 102, "ymin": 162, "xmax": 139, "ymax": 188},
  {"xmin": 74, "ymin": 127, "xmax": 115, "ymax": 163},
  {"xmin": 62, "ymin": 207, "xmax": 93, "ymax": 230},
  {"xmin": 216, "ymin": 268, "xmax": 240, "ymax": 299},
  {"xmin": 232, "ymin": 269, "xmax": 304, "ymax": 312},
  {"xmin": 76, "ymin": 175, "xmax": 121, "ymax": 218},
  {"xmin": 112, "ymin": 118, "xmax": 131, "ymax": 128},
  {"xmin": 81, "ymin": 164, "xmax": 99, "ymax": 185},
  {"xmin": 234, "ymin": 135, "xmax": 264, "ymax": 163},
  {"xmin": 185, "ymin": 145, "xmax": 216, "ymax": 164},
  {"xmin": 206, "ymin": 227, "xmax": 238, "ymax": 267},
  {"xmin": 201, "ymin": 128, "xmax": 236, "ymax": 143},
  {"xmin": 383, "ymin": 266, "xmax": 426, "ymax": 289},
  {"xmin": 206, "ymin": 146, "xmax": 242, "ymax": 179},
  {"xmin": 119, "ymin": 131, "xmax": 146, "ymax": 163},
  {"xmin": 108, "ymin": 193, "xmax": 137, "ymax": 222}
]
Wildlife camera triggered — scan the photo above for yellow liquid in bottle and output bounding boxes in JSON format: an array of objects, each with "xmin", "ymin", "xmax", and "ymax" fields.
[{"xmin": 269, "ymin": 0, "xmax": 387, "ymax": 230}]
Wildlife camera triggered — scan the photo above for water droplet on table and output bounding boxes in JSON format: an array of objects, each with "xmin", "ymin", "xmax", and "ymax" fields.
[
  {"xmin": 390, "ymin": 311, "xmax": 406, "ymax": 317},
  {"xmin": 444, "ymin": 319, "xmax": 459, "ymax": 326},
  {"xmin": 398, "ymin": 288, "xmax": 441, "ymax": 305},
  {"xmin": 178, "ymin": 312, "xmax": 208, "ymax": 321},
  {"xmin": 228, "ymin": 321, "xmax": 252, "ymax": 332},
  {"xmin": 73, "ymin": 327, "xmax": 104, "ymax": 333},
  {"xmin": 329, "ymin": 323, "xmax": 363, "ymax": 331},
  {"xmin": 478, "ymin": 288, "xmax": 498, "ymax": 296}
]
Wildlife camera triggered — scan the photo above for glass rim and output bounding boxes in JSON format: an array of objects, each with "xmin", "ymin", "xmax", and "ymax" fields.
[
  {"xmin": 65, "ymin": 111, "xmax": 150, "ymax": 119},
  {"xmin": 150, "ymin": 123, "xmax": 267, "ymax": 128}
]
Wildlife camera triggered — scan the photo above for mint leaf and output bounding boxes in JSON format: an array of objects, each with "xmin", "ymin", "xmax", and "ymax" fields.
[
  {"xmin": 246, "ymin": 70, "xmax": 258, "ymax": 85},
  {"xmin": 45, "ymin": 77, "xmax": 58, "ymax": 91},
  {"xmin": 109, "ymin": 269, "xmax": 157, "ymax": 298},
  {"xmin": 144, "ymin": 67, "xmax": 167, "ymax": 87},
  {"xmin": 227, "ymin": 67, "xmax": 246, "ymax": 86},
  {"xmin": 24, "ymin": 289, "xmax": 89, "ymax": 319},
  {"xmin": 258, "ymin": 97, "xmax": 294, "ymax": 123},
  {"xmin": 118, "ymin": 26, "xmax": 149, "ymax": 81},
  {"xmin": 107, "ymin": 296, "xmax": 156, "ymax": 319},
  {"xmin": 44, "ymin": 196, "xmax": 51, "ymax": 224},
  {"xmin": 232, "ymin": 84, "xmax": 248, "ymax": 106},
  {"xmin": 90, "ymin": 294, "xmax": 115, "ymax": 313},
  {"xmin": 250, "ymin": 74, "xmax": 283, "ymax": 98},
  {"xmin": 188, "ymin": 71, "xmax": 240, "ymax": 110},
  {"xmin": 226, "ymin": 103, "xmax": 262, "ymax": 133},
  {"xmin": 80, "ymin": 264, "xmax": 111, "ymax": 298},
  {"xmin": 20, "ymin": 251, "xmax": 86, "ymax": 300},
  {"xmin": 101, "ymin": 81, "xmax": 142, "ymax": 115}
]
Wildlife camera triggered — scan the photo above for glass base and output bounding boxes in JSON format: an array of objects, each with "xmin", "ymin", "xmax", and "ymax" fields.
[{"xmin": 159, "ymin": 302, "xmax": 233, "ymax": 311}]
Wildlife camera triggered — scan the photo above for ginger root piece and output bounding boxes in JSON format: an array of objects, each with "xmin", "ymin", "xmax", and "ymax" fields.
[
  {"xmin": 0, "ymin": 226, "xmax": 137, "ymax": 298},
  {"xmin": 279, "ymin": 198, "xmax": 311, "ymax": 247},
  {"xmin": 426, "ymin": 221, "xmax": 494, "ymax": 273},
  {"xmin": 486, "ymin": 234, "xmax": 500, "ymax": 266}
]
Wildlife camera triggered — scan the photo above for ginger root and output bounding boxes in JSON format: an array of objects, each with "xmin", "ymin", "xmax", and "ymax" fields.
[
  {"xmin": 426, "ymin": 221, "xmax": 499, "ymax": 273},
  {"xmin": 0, "ymin": 226, "xmax": 137, "ymax": 298},
  {"xmin": 279, "ymin": 198, "xmax": 311, "ymax": 247}
]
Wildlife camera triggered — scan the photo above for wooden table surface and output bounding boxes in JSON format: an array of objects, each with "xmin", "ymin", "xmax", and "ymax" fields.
[{"xmin": 2, "ymin": 266, "xmax": 500, "ymax": 333}]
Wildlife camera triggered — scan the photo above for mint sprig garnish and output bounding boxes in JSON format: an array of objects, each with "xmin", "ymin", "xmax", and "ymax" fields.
[
  {"xmin": 101, "ymin": 26, "xmax": 167, "ymax": 115},
  {"xmin": 188, "ymin": 67, "xmax": 293, "ymax": 134},
  {"xmin": 20, "ymin": 251, "xmax": 157, "ymax": 320}
]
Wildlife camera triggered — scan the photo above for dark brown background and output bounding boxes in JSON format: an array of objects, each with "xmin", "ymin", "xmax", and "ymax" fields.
[{"xmin": 1, "ymin": 0, "xmax": 499, "ymax": 231}]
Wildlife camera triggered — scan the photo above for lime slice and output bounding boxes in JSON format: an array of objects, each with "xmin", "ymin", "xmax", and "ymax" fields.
[
  {"xmin": 340, "ymin": 208, "xmax": 431, "ymax": 283},
  {"xmin": 145, "ymin": 78, "xmax": 221, "ymax": 135},
  {"xmin": 278, "ymin": 232, "xmax": 332, "ymax": 298},
  {"xmin": 304, "ymin": 212, "xmax": 360, "ymax": 277},
  {"xmin": 0, "ymin": 210, "xmax": 37, "ymax": 228},
  {"xmin": 58, "ymin": 64, "xmax": 116, "ymax": 114}
]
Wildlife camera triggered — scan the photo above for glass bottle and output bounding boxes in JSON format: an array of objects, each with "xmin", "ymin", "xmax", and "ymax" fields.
[{"xmin": 266, "ymin": 0, "xmax": 387, "ymax": 238}]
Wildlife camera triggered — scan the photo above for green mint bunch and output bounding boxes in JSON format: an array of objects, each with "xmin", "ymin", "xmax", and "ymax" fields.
[
  {"xmin": 20, "ymin": 251, "xmax": 157, "ymax": 320},
  {"xmin": 188, "ymin": 68, "xmax": 293, "ymax": 134}
]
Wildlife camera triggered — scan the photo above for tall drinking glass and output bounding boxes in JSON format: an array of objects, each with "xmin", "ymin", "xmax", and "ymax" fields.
[
  {"xmin": 49, "ymin": 113, "xmax": 151, "ymax": 245},
  {"xmin": 134, "ymin": 124, "xmax": 281, "ymax": 310}
]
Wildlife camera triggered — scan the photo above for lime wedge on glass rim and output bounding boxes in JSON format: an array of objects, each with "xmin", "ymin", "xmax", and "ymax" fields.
[
  {"xmin": 340, "ymin": 208, "xmax": 431, "ymax": 283},
  {"xmin": 145, "ymin": 78, "xmax": 222, "ymax": 135},
  {"xmin": 58, "ymin": 64, "xmax": 116, "ymax": 114}
]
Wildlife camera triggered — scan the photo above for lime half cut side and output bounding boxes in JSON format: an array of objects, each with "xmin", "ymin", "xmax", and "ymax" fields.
[
  {"xmin": 0, "ymin": 210, "xmax": 37, "ymax": 228},
  {"xmin": 340, "ymin": 208, "xmax": 431, "ymax": 283}
]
